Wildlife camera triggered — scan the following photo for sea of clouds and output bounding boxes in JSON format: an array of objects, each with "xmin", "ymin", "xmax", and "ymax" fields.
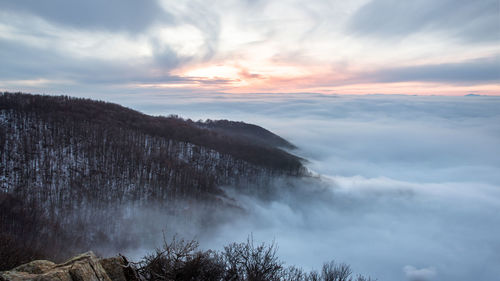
[{"xmin": 117, "ymin": 93, "xmax": 500, "ymax": 281}]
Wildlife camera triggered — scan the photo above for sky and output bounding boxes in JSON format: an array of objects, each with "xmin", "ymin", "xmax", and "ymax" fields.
[
  {"xmin": 121, "ymin": 93, "xmax": 500, "ymax": 281},
  {"xmin": 0, "ymin": 0, "xmax": 499, "ymax": 96},
  {"xmin": 1, "ymin": 2, "xmax": 500, "ymax": 280}
]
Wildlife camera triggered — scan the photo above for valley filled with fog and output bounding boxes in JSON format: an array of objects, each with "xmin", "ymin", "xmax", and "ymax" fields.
[{"xmin": 117, "ymin": 93, "xmax": 500, "ymax": 281}]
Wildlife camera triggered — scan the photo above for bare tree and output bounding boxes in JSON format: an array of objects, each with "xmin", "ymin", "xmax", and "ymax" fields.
[
  {"xmin": 136, "ymin": 234, "xmax": 224, "ymax": 281},
  {"xmin": 282, "ymin": 266, "xmax": 308, "ymax": 281},
  {"xmin": 321, "ymin": 261, "xmax": 352, "ymax": 281},
  {"xmin": 223, "ymin": 236, "xmax": 283, "ymax": 281}
]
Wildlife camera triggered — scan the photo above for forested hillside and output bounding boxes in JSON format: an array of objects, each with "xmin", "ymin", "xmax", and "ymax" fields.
[{"xmin": 0, "ymin": 92, "xmax": 306, "ymax": 268}]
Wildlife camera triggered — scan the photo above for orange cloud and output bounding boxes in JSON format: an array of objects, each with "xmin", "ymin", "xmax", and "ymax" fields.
[{"xmin": 149, "ymin": 57, "xmax": 500, "ymax": 96}]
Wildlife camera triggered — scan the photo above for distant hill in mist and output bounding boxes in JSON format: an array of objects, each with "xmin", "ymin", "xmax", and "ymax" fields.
[{"xmin": 196, "ymin": 119, "xmax": 296, "ymax": 150}]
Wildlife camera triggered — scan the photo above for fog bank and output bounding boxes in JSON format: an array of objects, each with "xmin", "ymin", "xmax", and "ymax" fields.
[{"xmin": 123, "ymin": 93, "xmax": 500, "ymax": 281}]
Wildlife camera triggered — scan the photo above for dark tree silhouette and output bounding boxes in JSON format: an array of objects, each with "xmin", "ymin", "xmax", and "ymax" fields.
[{"xmin": 134, "ymin": 236, "xmax": 377, "ymax": 281}]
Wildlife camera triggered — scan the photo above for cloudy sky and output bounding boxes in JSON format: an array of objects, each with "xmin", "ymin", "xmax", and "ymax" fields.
[{"xmin": 0, "ymin": 0, "xmax": 499, "ymax": 96}]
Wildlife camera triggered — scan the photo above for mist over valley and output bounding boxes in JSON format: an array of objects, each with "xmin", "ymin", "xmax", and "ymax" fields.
[{"xmin": 2, "ymin": 92, "xmax": 499, "ymax": 281}]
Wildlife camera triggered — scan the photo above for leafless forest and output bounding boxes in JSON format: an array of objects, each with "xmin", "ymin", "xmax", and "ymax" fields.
[{"xmin": 0, "ymin": 93, "xmax": 377, "ymax": 280}]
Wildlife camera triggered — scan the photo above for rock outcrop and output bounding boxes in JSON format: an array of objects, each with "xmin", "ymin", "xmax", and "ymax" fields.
[{"xmin": 0, "ymin": 252, "xmax": 138, "ymax": 281}]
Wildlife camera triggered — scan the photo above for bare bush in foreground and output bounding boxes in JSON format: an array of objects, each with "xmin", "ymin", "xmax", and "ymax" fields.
[{"xmin": 135, "ymin": 236, "xmax": 377, "ymax": 281}]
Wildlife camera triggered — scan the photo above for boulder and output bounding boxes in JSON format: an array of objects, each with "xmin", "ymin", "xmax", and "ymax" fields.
[
  {"xmin": 0, "ymin": 252, "xmax": 137, "ymax": 281},
  {"xmin": 9, "ymin": 260, "xmax": 55, "ymax": 275},
  {"xmin": 99, "ymin": 256, "xmax": 138, "ymax": 281}
]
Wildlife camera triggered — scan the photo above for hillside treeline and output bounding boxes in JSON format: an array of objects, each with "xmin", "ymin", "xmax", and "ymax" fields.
[{"xmin": 0, "ymin": 92, "xmax": 306, "ymax": 264}]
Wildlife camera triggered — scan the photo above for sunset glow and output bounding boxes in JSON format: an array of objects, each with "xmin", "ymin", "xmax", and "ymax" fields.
[{"xmin": 0, "ymin": 0, "xmax": 498, "ymax": 96}]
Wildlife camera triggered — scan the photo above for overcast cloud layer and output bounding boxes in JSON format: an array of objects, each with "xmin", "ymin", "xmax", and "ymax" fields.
[
  {"xmin": 0, "ymin": 0, "xmax": 499, "ymax": 95},
  {"xmin": 116, "ymin": 93, "xmax": 500, "ymax": 281}
]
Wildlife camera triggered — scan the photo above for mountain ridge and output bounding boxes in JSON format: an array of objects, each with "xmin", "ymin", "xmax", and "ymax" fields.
[
  {"xmin": 0, "ymin": 92, "xmax": 304, "ymax": 172},
  {"xmin": 0, "ymin": 92, "xmax": 307, "ymax": 266}
]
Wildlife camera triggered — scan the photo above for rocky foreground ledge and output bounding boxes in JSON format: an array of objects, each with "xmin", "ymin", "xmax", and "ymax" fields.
[{"xmin": 0, "ymin": 252, "xmax": 139, "ymax": 281}]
